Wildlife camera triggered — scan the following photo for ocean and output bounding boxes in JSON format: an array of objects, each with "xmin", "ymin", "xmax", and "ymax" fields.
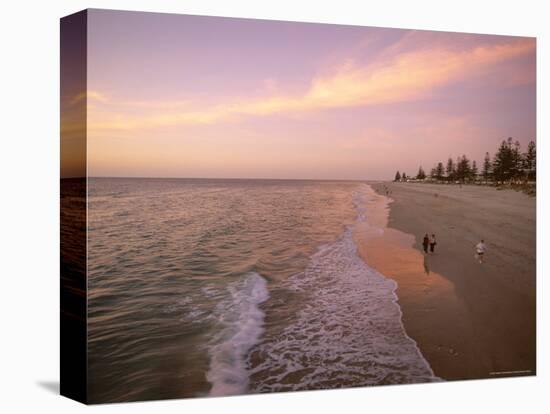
[{"xmin": 86, "ymin": 178, "xmax": 437, "ymax": 403}]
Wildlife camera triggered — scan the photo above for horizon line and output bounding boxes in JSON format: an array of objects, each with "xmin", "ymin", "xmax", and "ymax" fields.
[{"xmin": 62, "ymin": 176, "xmax": 389, "ymax": 182}]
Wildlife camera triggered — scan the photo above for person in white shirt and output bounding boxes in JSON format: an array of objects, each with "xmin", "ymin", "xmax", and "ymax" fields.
[{"xmin": 475, "ymin": 239, "xmax": 487, "ymax": 263}]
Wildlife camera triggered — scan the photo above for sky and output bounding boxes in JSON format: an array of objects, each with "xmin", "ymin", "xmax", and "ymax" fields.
[{"xmin": 76, "ymin": 9, "xmax": 535, "ymax": 180}]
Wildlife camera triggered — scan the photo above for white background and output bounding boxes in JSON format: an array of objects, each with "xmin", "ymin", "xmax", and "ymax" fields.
[{"xmin": 0, "ymin": 0, "xmax": 548, "ymax": 412}]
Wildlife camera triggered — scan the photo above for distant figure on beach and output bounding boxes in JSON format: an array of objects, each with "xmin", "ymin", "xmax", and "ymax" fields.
[
  {"xmin": 475, "ymin": 239, "xmax": 487, "ymax": 263},
  {"xmin": 429, "ymin": 234, "xmax": 437, "ymax": 254},
  {"xmin": 422, "ymin": 234, "xmax": 430, "ymax": 254}
]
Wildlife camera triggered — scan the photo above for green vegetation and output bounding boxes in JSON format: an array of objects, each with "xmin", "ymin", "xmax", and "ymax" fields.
[
  {"xmin": 416, "ymin": 166, "xmax": 426, "ymax": 180},
  {"xmin": 393, "ymin": 138, "xmax": 536, "ymax": 193}
]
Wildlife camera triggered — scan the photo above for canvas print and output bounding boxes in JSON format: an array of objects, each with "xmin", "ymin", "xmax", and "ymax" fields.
[{"xmin": 60, "ymin": 9, "xmax": 536, "ymax": 404}]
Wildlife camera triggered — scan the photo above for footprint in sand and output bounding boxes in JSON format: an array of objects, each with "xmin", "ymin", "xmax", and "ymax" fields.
[{"xmin": 436, "ymin": 344, "xmax": 459, "ymax": 356}]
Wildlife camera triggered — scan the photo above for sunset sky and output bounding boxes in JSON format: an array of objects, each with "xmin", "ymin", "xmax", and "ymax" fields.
[{"xmin": 80, "ymin": 9, "xmax": 535, "ymax": 180}]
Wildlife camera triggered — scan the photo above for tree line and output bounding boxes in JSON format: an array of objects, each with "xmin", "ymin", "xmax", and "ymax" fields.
[{"xmin": 394, "ymin": 137, "xmax": 536, "ymax": 184}]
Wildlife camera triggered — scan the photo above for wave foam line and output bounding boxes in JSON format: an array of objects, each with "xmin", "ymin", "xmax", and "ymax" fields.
[
  {"xmin": 206, "ymin": 272, "xmax": 269, "ymax": 396},
  {"xmin": 248, "ymin": 184, "xmax": 439, "ymax": 392}
]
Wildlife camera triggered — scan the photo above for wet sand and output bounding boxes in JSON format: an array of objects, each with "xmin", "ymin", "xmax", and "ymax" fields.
[{"xmin": 359, "ymin": 182, "xmax": 536, "ymax": 381}]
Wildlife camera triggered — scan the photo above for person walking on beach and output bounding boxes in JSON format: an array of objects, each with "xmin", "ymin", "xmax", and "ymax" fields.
[
  {"xmin": 422, "ymin": 234, "xmax": 430, "ymax": 254},
  {"xmin": 429, "ymin": 234, "xmax": 437, "ymax": 254},
  {"xmin": 475, "ymin": 239, "xmax": 487, "ymax": 263}
]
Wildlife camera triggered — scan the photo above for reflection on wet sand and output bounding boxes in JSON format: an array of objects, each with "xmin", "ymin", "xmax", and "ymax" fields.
[
  {"xmin": 423, "ymin": 255, "xmax": 430, "ymax": 275},
  {"xmin": 353, "ymin": 188, "xmax": 481, "ymax": 380}
]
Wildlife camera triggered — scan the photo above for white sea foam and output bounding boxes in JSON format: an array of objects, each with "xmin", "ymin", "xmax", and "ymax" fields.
[
  {"xmin": 352, "ymin": 188, "xmax": 368, "ymax": 222},
  {"xmin": 248, "ymin": 184, "xmax": 438, "ymax": 392},
  {"xmin": 206, "ymin": 272, "xmax": 269, "ymax": 396}
]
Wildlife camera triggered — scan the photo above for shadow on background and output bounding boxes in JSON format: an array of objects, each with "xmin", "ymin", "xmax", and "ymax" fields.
[{"xmin": 37, "ymin": 381, "xmax": 59, "ymax": 395}]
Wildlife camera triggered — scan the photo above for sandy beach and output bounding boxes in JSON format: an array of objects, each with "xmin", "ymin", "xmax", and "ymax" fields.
[{"xmin": 361, "ymin": 182, "xmax": 536, "ymax": 381}]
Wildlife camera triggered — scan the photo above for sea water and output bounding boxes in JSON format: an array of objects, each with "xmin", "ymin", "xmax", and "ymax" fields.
[{"xmin": 86, "ymin": 178, "xmax": 437, "ymax": 402}]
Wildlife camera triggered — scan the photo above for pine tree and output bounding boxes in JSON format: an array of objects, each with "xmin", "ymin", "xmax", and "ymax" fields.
[
  {"xmin": 482, "ymin": 152, "xmax": 491, "ymax": 181},
  {"xmin": 394, "ymin": 171, "xmax": 401, "ymax": 182},
  {"xmin": 523, "ymin": 141, "xmax": 536, "ymax": 181},
  {"xmin": 464, "ymin": 155, "xmax": 472, "ymax": 181},
  {"xmin": 456, "ymin": 155, "xmax": 471, "ymax": 182},
  {"xmin": 435, "ymin": 162, "xmax": 444, "ymax": 180},
  {"xmin": 446, "ymin": 158, "xmax": 455, "ymax": 182},
  {"xmin": 416, "ymin": 166, "xmax": 426, "ymax": 180},
  {"xmin": 493, "ymin": 138, "xmax": 514, "ymax": 183},
  {"xmin": 471, "ymin": 160, "xmax": 478, "ymax": 180},
  {"xmin": 511, "ymin": 140, "xmax": 522, "ymax": 181}
]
